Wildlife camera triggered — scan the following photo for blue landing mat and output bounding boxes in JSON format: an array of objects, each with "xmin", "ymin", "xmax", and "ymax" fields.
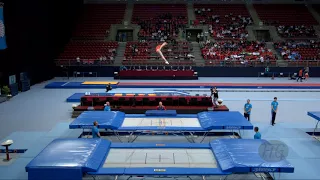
[{"xmin": 45, "ymin": 82, "xmax": 117, "ymax": 89}]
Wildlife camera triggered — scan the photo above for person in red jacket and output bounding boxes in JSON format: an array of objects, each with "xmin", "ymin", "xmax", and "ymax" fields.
[
  {"xmin": 297, "ymin": 69, "xmax": 303, "ymax": 82},
  {"xmin": 156, "ymin": 102, "xmax": 166, "ymax": 110}
]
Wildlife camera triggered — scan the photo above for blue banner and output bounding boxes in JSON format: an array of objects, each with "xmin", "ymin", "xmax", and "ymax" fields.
[{"xmin": 0, "ymin": 7, "xmax": 7, "ymax": 50}]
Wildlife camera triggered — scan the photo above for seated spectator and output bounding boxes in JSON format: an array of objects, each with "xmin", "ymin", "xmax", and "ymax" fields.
[
  {"xmin": 156, "ymin": 102, "xmax": 166, "ymax": 110},
  {"xmin": 201, "ymin": 41, "xmax": 274, "ymax": 64},
  {"xmin": 104, "ymin": 102, "xmax": 111, "ymax": 111},
  {"xmin": 274, "ymin": 40, "xmax": 320, "ymax": 60},
  {"xmin": 277, "ymin": 25, "xmax": 316, "ymax": 38}
]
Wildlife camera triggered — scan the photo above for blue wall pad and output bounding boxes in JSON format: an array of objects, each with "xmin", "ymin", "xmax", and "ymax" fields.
[{"xmin": 145, "ymin": 110, "xmax": 177, "ymax": 116}]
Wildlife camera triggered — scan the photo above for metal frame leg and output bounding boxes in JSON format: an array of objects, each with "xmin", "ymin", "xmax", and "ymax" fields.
[{"xmin": 313, "ymin": 121, "xmax": 319, "ymax": 136}]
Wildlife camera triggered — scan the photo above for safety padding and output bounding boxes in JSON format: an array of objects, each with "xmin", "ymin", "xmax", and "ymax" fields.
[
  {"xmin": 197, "ymin": 111, "xmax": 253, "ymax": 130},
  {"xmin": 110, "ymin": 143, "xmax": 210, "ymax": 149},
  {"xmin": 210, "ymin": 139, "xmax": 294, "ymax": 173},
  {"xmin": 69, "ymin": 111, "xmax": 125, "ymax": 129},
  {"xmin": 145, "ymin": 110, "xmax": 177, "ymax": 116},
  {"xmin": 308, "ymin": 111, "xmax": 320, "ymax": 121},
  {"xmin": 26, "ymin": 139, "xmax": 112, "ymax": 180}
]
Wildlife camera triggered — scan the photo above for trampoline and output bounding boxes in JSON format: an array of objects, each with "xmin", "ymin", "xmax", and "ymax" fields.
[
  {"xmin": 69, "ymin": 111, "xmax": 253, "ymax": 142},
  {"xmin": 25, "ymin": 138, "xmax": 294, "ymax": 180}
]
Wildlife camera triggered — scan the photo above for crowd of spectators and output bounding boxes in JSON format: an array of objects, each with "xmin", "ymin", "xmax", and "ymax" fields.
[
  {"xmin": 277, "ymin": 25, "xmax": 317, "ymax": 38},
  {"xmin": 274, "ymin": 40, "xmax": 320, "ymax": 60},
  {"xmin": 133, "ymin": 13, "xmax": 186, "ymax": 41},
  {"xmin": 194, "ymin": 8, "xmax": 252, "ymax": 39},
  {"xmin": 200, "ymin": 40, "xmax": 275, "ymax": 66}
]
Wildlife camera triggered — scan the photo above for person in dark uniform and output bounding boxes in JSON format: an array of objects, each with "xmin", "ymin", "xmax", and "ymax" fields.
[
  {"xmin": 156, "ymin": 102, "xmax": 166, "ymax": 110},
  {"xmin": 244, "ymin": 99, "xmax": 252, "ymax": 121},
  {"xmin": 92, "ymin": 121, "xmax": 101, "ymax": 138},
  {"xmin": 271, "ymin": 97, "xmax": 279, "ymax": 126},
  {"xmin": 212, "ymin": 87, "xmax": 219, "ymax": 107},
  {"xmin": 106, "ymin": 83, "xmax": 112, "ymax": 92}
]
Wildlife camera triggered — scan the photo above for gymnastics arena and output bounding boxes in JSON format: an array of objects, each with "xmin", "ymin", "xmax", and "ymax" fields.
[{"xmin": 2, "ymin": 0, "xmax": 320, "ymax": 179}]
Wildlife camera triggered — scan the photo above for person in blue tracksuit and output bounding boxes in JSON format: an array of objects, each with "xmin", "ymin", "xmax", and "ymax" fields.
[
  {"xmin": 104, "ymin": 102, "xmax": 111, "ymax": 111},
  {"xmin": 271, "ymin": 97, "xmax": 279, "ymax": 126},
  {"xmin": 254, "ymin": 127, "xmax": 261, "ymax": 139},
  {"xmin": 92, "ymin": 121, "xmax": 100, "ymax": 138},
  {"xmin": 244, "ymin": 99, "xmax": 252, "ymax": 121}
]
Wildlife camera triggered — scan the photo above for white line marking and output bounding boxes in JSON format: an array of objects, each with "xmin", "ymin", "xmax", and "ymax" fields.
[{"xmin": 61, "ymin": 82, "xmax": 70, "ymax": 86}]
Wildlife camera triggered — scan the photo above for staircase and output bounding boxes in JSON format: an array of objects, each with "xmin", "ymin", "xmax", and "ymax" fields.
[
  {"xmin": 191, "ymin": 42, "xmax": 205, "ymax": 66},
  {"xmin": 113, "ymin": 42, "xmax": 126, "ymax": 66},
  {"xmin": 187, "ymin": 2, "xmax": 196, "ymax": 25},
  {"xmin": 266, "ymin": 42, "xmax": 287, "ymax": 67},
  {"xmin": 123, "ymin": 3, "xmax": 134, "ymax": 24},
  {"xmin": 245, "ymin": 3, "xmax": 261, "ymax": 25}
]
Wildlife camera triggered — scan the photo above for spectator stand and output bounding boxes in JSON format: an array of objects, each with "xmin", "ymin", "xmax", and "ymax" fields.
[
  {"xmin": 201, "ymin": 41, "xmax": 276, "ymax": 67},
  {"xmin": 193, "ymin": 4, "xmax": 253, "ymax": 40}
]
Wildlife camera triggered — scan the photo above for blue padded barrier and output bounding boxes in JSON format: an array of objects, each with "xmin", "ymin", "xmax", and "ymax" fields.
[
  {"xmin": 26, "ymin": 139, "xmax": 111, "ymax": 180},
  {"xmin": 307, "ymin": 112, "xmax": 320, "ymax": 121},
  {"xmin": 198, "ymin": 111, "xmax": 253, "ymax": 130},
  {"xmin": 110, "ymin": 143, "xmax": 210, "ymax": 149},
  {"xmin": 69, "ymin": 111, "xmax": 125, "ymax": 129},
  {"xmin": 210, "ymin": 139, "xmax": 294, "ymax": 173},
  {"xmin": 145, "ymin": 110, "xmax": 177, "ymax": 116}
]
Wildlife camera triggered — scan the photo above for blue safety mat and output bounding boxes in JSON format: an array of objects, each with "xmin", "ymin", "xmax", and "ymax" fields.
[
  {"xmin": 198, "ymin": 111, "xmax": 253, "ymax": 130},
  {"xmin": 211, "ymin": 139, "xmax": 294, "ymax": 173},
  {"xmin": 307, "ymin": 112, "xmax": 320, "ymax": 121},
  {"xmin": 69, "ymin": 111, "xmax": 125, "ymax": 129},
  {"xmin": 145, "ymin": 110, "xmax": 177, "ymax": 116}
]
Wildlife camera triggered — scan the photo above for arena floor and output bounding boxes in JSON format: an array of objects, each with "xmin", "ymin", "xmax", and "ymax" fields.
[{"xmin": 0, "ymin": 77, "xmax": 320, "ymax": 179}]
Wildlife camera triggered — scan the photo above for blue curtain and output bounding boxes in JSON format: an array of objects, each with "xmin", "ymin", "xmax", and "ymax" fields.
[{"xmin": 0, "ymin": 7, "xmax": 7, "ymax": 50}]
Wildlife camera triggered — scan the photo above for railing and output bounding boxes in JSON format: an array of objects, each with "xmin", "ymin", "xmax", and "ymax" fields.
[{"xmin": 55, "ymin": 59, "xmax": 320, "ymax": 67}]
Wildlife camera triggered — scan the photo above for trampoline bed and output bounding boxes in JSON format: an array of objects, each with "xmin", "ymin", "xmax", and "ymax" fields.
[
  {"xmin": 69, "ymin": 111, "xmax": 253, "ymax": 142},
  {"xmin": 25, "ymin": 138, "xmax": 294, "ymax": 180}
]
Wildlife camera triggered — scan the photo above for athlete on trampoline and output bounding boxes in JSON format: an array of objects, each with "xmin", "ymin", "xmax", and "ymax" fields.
[{"xmin": 156, "ymin": 42, "xmax": 169, "ymax": 64}]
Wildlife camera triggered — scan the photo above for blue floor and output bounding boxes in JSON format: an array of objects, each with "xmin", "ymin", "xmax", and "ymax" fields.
[{"xmin": 2, "ymin": 77, "xmax": 320, "ymax": 179}]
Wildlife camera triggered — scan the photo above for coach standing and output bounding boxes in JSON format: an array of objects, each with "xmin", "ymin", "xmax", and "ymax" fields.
[
  {"xmin": 271, "ymin": 97, "xmax": 278, "ymax": 126},
  {"xmin": 244, "ymin": 99, "xmax": 252, "ymax": 121}
]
